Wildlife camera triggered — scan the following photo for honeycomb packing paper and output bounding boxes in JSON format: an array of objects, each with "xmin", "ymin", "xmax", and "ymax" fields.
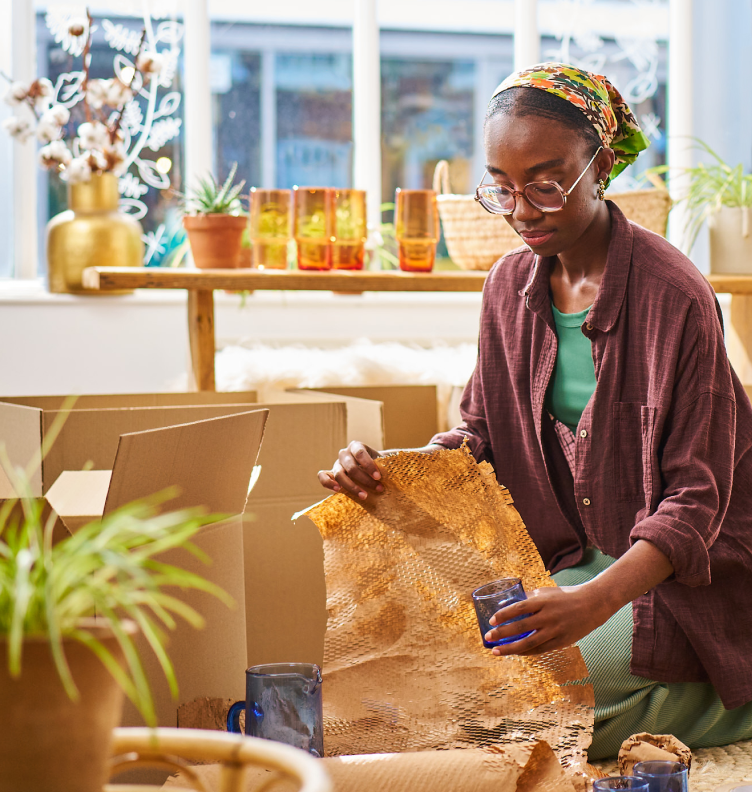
[{"xmin": 299, "ymin": 445, "xmax": 594, "ymax": 768}]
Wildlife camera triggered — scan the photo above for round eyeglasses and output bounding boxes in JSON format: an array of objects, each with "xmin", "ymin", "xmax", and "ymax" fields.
[{"xmin": 475, "ymin": 146, "xmax": 602, "ymax": 215}]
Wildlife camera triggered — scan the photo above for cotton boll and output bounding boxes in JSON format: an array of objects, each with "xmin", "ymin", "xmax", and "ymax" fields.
[
  {"xmin": 85, "ymin": 79, "xmax": 110, "ymax": 110},
  {"xmin": 1, "ymin": 116, "xmax": 34, "ymax": 142},
  {"xmin": 3, "ymin": 82, "xmax": 29, "ymax": 106},
  {"xmin": 86, "ymin": 149, "xmax": 109, "ymax": 172},
  {"xmin": 103, "ymin": 139, "xmax": 128, "ymax": 175},
  {"xmin": 36, "ymin": 117, "xmax": 63, "ymax": 144},
  {"xmin": 39, "ymin": 140, "xmax": 73, "ymax": 169},
  {"xmin": 77, "ymin": 121, "xmax": 109, "ymax": 151},
  {"xmin": 32, "ymin": 78, "xmax": 54, "ymax": 112},
  {"xmin": 45, "ymin": 104, "xmax": 70, "ymax": 126},
  {"xmin": 106, "ymin": 79, "xmax": 133, "ymax": 109},
  {"xmin": 62, "ymin": 156, "xmax": 92, "ymax": 184},
  {"xmin": 136, "ymin": 51, "xmax": 164, "ymax": 78}
]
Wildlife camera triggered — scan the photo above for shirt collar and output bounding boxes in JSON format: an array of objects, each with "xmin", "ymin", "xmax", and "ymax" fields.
[{"xmin": 523, "ymin": 202, "xmax": 634, "ymax": 332}]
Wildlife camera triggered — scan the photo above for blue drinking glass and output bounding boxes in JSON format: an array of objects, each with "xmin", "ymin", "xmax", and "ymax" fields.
[
  {"xmin": 594, "ymin": 779, "xmax": 649, "ymax": 791},
  {"xmin": 227, "ymin": 663, "xmax": 324, "ymax": 757},
  {"xmin": 472, "ymin": 578, "xmax": 534, "ymax": 648},
  {"xmin": 632, "ymin": 761, "xmax": 689, "ymax": 792}
]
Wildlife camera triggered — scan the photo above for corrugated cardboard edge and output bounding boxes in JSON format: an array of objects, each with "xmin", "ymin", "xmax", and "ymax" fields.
[{"xmin": 163, "ymin": 740, "xmax": 579, "ymax": 792}]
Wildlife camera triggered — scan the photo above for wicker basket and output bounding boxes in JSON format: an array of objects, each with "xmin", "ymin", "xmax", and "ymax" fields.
[{"xmin": 432, "ymin": 160, "xmax": 672, "ymax": 271}]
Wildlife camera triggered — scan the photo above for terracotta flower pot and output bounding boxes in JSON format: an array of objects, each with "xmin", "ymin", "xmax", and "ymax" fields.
[
  {"xmin": 183, "ymin": 214, "xmax": 248, "ymax": 269},
  {"xmin": 0, "ymin": 620, "xmax": 134, "ymax": 792}
]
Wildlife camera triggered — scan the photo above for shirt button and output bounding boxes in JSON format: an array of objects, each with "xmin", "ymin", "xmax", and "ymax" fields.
[
  {"xmin": 586, "ymin": 323, "xmax": 594, "ymax": 331},
  {"xmin": 580, "ymin": 429, "xmax": 588, "ymax": 438},
  {"xmin": 583, "ymin": 497, "xmax": 591, "ymax": 506}
]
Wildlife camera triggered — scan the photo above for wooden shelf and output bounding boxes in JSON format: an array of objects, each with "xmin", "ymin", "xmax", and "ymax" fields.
[
  {"xmin": 705, "ymin": 275, "xmax": 752, "ymax": 295},
  {"xmin": 82, "ymin": 267, "xmax": 489, "ymax": 293}
]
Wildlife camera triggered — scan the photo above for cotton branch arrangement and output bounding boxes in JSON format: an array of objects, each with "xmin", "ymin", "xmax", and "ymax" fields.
[{"xmin": 1, "ymin": 10, "xmax": 163, "ymax": 184}]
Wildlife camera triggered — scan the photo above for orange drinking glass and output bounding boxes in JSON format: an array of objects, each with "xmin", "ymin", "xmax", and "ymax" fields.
[
  {"xmin": 294, "ymin": 187, "xmax": 334, "ymax": 270},
  {"xmin": 331, "ymin": 189, "xmax": 367, "ymax": 270},
  {"xmin": 395, "ymin": 189, "xmax": 440, "ymax": 272},
  {"xmin": 249, "ymin": 188, "xmax": 292, "ymax": 269}
]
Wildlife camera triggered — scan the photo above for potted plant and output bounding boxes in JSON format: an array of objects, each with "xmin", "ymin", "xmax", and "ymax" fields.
[
  {"xmin": 181, "ymin": 163, "xmax": 248, "ymax": 269},
  {"xmin": 0, "ymin": 461, "xmax": 231, "ymax": 792},
  {"xmin": 0, "ymin": 13, "xmax": 164, "ymax": 292},
  {"xmin": 650, "ymin": 140, "xmax": 752, "ymax": 273}
]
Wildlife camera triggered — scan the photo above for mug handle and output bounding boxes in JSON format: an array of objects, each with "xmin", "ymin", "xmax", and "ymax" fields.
[{"xmin": 226, "ymin": 701, "xmax": 246, "ymax": 734}]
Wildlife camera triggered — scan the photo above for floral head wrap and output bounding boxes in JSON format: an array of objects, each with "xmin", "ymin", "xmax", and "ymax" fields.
[{"xmin": 492, "ymin": 62, "xmax": 650, "ymax": 185}]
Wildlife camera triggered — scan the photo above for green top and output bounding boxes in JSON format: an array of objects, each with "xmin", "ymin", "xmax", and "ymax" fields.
[{"xmin": 546, "ymin": 303, "xmax": 597, "ymax": 433}]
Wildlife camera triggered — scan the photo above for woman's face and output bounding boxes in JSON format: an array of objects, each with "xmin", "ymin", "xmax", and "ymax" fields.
[{"xmin": 483, "ymin": 111, "xmax": 615, "ymax": 257}]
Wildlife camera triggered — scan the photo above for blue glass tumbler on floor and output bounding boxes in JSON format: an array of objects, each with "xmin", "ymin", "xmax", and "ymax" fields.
[
  {"xmin": 227, "ymin": 663, "xmax": 324, "ymax": 757},
  {"xmin": 594, "ymin": 779, "xmax": 649, "ymax": 791},
  {"xmin": 632, "ymin": 761, "xmax": 689, "ymax": 792},
  {"xmin": 472, "ymin": 578, "xmax": 534, "ymax": 648}
]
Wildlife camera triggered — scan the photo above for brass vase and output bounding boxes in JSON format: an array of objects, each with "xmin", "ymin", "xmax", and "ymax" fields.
[{"xmin": 46, "ymin": 172, "xmax": 144, "ymax": 294}]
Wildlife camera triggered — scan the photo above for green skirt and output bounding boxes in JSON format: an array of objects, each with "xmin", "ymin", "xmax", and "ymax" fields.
[{"xmin": 552, "ymin": 549, "xmax": 752, "ymax": 760}]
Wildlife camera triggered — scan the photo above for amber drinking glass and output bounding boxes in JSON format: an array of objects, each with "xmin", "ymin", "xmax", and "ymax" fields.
[
  {"xmin": 294, "ymin": 187, "xmax": 333, "ymax": 270},
  {"xmin": 395, "ymin": 189, "xmax": 440, "ymax": 272},
  {"xmin": 249, "ymin": 188, "xmax": 292, "ymax": 269},
  {"xmin": 331, "ymin": 189, "xmax": 367, "ymax": 270}
]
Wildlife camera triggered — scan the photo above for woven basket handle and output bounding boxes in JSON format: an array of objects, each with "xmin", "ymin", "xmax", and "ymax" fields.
[{"xmin": 433, "ymin": 160, "xmax": 451, "ymax": 195}]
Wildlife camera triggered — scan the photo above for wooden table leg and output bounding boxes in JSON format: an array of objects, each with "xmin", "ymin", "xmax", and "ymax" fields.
[
  {"xmin": 187, "ymin": 289, "xmax": 216, "ymax": 391},
  {"xmin": 727, "ymin": 295, "xmax": 752, "ymax": 400}
]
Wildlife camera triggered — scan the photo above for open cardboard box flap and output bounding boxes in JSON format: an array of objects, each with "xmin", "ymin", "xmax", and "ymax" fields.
[
  {"xmin": 45, "ymin": 410, "xmax": 268, "ymax": 535},
  {"xmin": 0, "ymin": 391, "xmax": 259, "ymax": 496}
]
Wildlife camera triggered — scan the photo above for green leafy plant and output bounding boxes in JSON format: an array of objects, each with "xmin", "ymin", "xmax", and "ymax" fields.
[
  {"xmin": 0, "ymin": 413, "xmax": 231, "ymax": 727},
  {"xmin": 374, "ymin": 202, "xmax": 399, "ymax": 269},
  {"xmin": 179, "ymin": 162, "xmax": 247, "ymax": 216},
  {"xmin": 648, "ymin": 139, "xmax": 752, "ymax": 251}
]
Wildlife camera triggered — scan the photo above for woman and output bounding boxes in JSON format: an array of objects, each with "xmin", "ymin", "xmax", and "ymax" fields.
[{"xmin": 318, "ymin": 63, "xmax": 752, "ymax": 760}]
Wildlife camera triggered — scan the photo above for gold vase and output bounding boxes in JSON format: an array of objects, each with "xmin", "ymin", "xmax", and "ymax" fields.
[{"xmin": 47, "ymin": 172, "xmax": 144, "ymax": 294}]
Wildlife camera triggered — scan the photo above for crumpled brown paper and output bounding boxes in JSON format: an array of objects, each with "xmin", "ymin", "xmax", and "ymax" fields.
[
  {"xmin": 164, "ymin": 741, "xmax": 579, "ymax": 792},
  {"xmin": 301, "ymin": 446, "xmax": 594, "ymax": 768},
  {"xmin": 618, "ymin": 733, "xmax": 692, "ymax": 775}
]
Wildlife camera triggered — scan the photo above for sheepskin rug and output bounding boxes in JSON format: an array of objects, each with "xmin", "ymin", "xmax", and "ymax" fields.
[{"xmin": 205, "ymin": 340, "xmax": 478, "ymax": 432}]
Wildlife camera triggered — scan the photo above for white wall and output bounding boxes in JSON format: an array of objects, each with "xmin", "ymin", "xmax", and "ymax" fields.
[{"xmin": 0, "ymin": 281, "xmax": 482, "ymax": 395}]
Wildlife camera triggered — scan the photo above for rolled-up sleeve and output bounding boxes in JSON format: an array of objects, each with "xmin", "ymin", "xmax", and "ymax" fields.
[
  {"xmin": 629, "ymin": 305, "xmax": 736, "ymax": 587},
  {"xmin": 630, "ymin": 391, "xmax": 735, "ymax": 586}
]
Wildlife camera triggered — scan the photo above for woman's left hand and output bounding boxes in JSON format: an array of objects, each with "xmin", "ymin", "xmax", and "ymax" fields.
[{"xmin": 485, "ymin": 583, "xmax": 615, "ymax": 656}]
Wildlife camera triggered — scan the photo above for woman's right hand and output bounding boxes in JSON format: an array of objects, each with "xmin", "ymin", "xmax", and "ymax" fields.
[{"xmin": 318, "ymin": 441, "xmax": 384, "ymax": 501}]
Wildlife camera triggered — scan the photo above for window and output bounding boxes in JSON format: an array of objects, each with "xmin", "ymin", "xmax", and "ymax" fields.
[{"xmin": 2, "ymin": 0, "xmax": 671, "ymax": 279}]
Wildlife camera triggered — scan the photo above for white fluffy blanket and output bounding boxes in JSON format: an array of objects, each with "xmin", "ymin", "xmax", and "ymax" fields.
[{"xmin": 209, "ymin": 340, "xmax": 478, "ymax": 431}]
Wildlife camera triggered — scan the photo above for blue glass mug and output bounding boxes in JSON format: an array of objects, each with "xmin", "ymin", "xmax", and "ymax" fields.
[{"xmin": 227, "ymin": 663, "xmax": 324, "ymax": 757}]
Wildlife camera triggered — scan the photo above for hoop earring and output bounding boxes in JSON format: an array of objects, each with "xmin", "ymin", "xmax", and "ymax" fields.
[{"xmin": 597, "ymin": 179, "xmax": 606, "ymax": 201}]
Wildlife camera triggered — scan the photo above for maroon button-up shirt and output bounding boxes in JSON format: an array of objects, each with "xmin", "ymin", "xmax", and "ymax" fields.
[{"xmin": 432, "ymin": 203, "xmax": 752, "ymax": 709}]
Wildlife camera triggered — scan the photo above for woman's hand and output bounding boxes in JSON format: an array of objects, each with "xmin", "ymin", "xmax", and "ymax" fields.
[
  {"xmin": 486, "ymin": 540, "xmax": 674, "ymax": 656},
  {"xmin": 318, "ymin": 441, "xmax": 384, "ymax": 501},
  {"xmin": 484, "ymin": 582, "xmax": 616, "ymax": 656}
]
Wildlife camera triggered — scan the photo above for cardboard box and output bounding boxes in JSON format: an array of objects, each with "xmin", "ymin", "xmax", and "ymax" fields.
[
  {"xmin": 0, "ymin": 391, "xmax": 258, "ymax": 496},
  {"xmin": 276, "ymin": 388, "xmax": 385, "ymax": 451},
  {"xmin": 0, "ymin": 389, "xmax": 386, "ymax": 676},
  {"xmin": 40, "ymin": 409, "xmax": 268, "ymax": 728},
  {"xmin": 305, "ymin": 385, "xmax": 438, "ymax": 449}
]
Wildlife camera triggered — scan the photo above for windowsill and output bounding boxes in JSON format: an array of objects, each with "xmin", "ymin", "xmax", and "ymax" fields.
[{"xmin": 0, "ymin": 277, "xmax": 484, "ymax": 306}]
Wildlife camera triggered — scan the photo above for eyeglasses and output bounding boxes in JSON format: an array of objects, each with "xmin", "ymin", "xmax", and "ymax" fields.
[{"xmin": 475, "ymin": 146, "xmax": 602, "ymax": 215}]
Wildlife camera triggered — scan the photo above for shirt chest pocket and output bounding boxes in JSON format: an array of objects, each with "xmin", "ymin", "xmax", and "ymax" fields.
[{"xmin": 612, "ymin": 402, "xmax": 657, "ymax": 506}]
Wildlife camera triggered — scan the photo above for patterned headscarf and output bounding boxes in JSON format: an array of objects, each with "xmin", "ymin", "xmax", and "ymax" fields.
[{"xmin": 492, "ymin": 62, "xmax": 650, "ymax": 185}]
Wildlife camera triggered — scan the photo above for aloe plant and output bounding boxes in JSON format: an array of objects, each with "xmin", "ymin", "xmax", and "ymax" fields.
[
  {"xmin": 0, "ymin": 411, "xmax": 231, "ymax": 727},
  {"xmin": 648, "ymin": 139, "xmax": 752, "ymax": 252},
  {"xmin": 181, "ymin": 162, "xmax": 246, "ymax": 215}
]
